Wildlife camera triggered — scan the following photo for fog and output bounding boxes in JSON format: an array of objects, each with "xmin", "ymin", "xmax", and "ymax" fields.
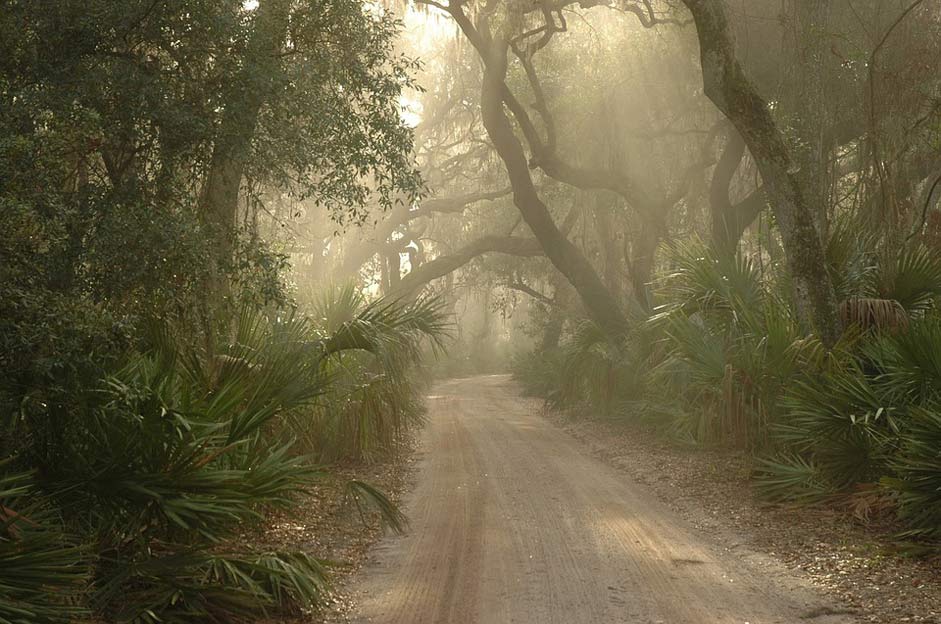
[
  {"xmin": 4, "ymin": 1, "xmax": 941, "ymax": 621},
  {"xmin": 273, "ymin": 0, "xmax": 941, "ymax": 374}
]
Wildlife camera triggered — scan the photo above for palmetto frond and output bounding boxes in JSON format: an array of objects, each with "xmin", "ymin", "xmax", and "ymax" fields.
[
  {"xmin": 93, "ymin": 548, "xmax": 329, "ymax": 623},
  {"xmin": 873, "ymin": 246, "xmax": 941, "ymax": 314},
  {"xmin": 293, "ymin": 284, "xmax": 451, "ymax": 461},
  {"xmin": 862, "ymin": 317, "xmax": 941, "ymax": 405},
  {"xmin": 753, "ymin": 455, "xmax": 834, "ymax": 503},
  {"xmin": 12, "ymin": 292, "xmax": 447, "ymax": 621},
  {"xmin": 884, "ymin": 407, "xmax": 941, "ymax": 542},
  {"xmin": 654, "ymin": 238, "xmax": 764, "ymax": 325},
  {"xmin": 0, "ymin": 467, "xmax": 88, "ymax": 624}
]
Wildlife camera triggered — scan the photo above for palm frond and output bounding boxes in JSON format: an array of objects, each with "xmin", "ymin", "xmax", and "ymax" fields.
[
  {"xmin": 345, "ymin": 479, "xmax": 408, "ymax": 535},
  {"xmin": 883, "ymin": 406, "xmax": 941, "ymax": 542},
  {"xmin": 654, "ymin": 238, "xmax": 764, "ymax": 325},
  {"xmin": 0, "ymin": 467, "xmax": 88, "ymax": 624},
  {"xmin": 874, "ymin": 246, "xmax": 941, "ymax": 313},
  {"xmin": 753, "ymin": 455, "xmax": 833, "ymax": 503},
  {"xmin": 839, "ymin": 297, "xmax": 909, "ymax": 332}
]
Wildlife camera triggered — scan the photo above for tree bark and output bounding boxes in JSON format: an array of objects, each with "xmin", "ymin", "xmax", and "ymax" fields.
[
  {"xmin": 628, "ymin": 217, "xmax": 665, "ymax": 312},
  {"xmin": 335, "ymin": 203, "xmax": 411, "ymax": 279},
  {"xmin": 592, "ymin": 195, "xmax": 624, "ymax": 304},
  {"xmin": 792, "ymin": 0, "xmax": 832, "ymax": 242},
  {"xmin": 682, "ymin": 0, "xmax": 841, "ymax": 345},
  {"xmin": 334, "ymin": 188, "xmax": 511, "ymax": 279},
  {"xmin": 710, "ymin": 126, "xmax": 766, "ymax": 253},
  {"xmin": 385, "ymin": 250, "xmax": 402, "ymax": 295}
]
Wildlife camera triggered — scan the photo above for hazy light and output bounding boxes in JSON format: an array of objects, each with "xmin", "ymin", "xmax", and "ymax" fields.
[{"xmin": 400, "ymin": 95, "xmax": 423, "ymax": 127}]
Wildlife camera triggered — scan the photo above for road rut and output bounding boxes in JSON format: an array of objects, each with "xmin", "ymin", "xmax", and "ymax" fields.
[{"xmin": 345, "ymin": 375, "xmax": 856, "ymax": 624}]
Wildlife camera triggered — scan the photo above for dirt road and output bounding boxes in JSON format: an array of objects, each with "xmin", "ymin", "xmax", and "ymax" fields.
[{"xmin": 345, "ymin": 375, "xmax": 856, "ymax": 624}]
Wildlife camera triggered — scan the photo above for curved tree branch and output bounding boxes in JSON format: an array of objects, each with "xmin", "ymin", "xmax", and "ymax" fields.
[
  {"xmin": 477, "ymin": 24, "xmax": 628, "ymax": 335},
  {"xmin": 504, "ymin": 278, "xmax": 559, "ymax": 307},
  {"xmin": 395, "ymin": 235, "xmax": 544, "ymax": 294},
  {"xmin": 336, "ymin": 187, "xmax": 513, "ymax": 277}
]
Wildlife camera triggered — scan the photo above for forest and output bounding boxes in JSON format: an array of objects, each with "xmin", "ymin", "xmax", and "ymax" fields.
[{"xmin": 2, "ymin": 0, "xmax": 941, "ymax": 622}]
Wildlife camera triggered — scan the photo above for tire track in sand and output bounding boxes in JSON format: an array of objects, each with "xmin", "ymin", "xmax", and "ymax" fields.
[{"xmin": 344, "ymin": 375, "xmax": 857, "ymax": 624}]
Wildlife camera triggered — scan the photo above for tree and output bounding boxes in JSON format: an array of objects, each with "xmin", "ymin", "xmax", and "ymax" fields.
[
  {"xmin": 0, "ymin": 0, "xmax": 421, "ymax": 317},
  {"xmin": 410, "ymin": 2, "xmax": 630, "ymax": 336},
  {"xmin": 680, "ymin": 0, "xmax": 842, "ymax": 345}
]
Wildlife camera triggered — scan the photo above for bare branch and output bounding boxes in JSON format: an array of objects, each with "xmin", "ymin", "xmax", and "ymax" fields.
[
  {"xmin": 412, "ymin": 187, "xmax": 513, "ymax": 218},
  {"xmin": 612, "ymin": 0, "xmax": 692, "ymax": 27},
  {"xmin": 504, "ymin": 278, "xmax": 558, "ymax": 307},
  {"xmin": 395, "ymin": 235, "xmax": 545, "ymax": 294}
]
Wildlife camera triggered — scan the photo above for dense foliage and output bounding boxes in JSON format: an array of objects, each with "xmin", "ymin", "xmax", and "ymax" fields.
[
  {"xmin": 5, "ymin": 0, "xmax": 941, "ymax": 617},
  {"xmin": 513, "ymin": 233, "xmax": 941, "ymax": 548},
  {"xmin": 0, "ymin": 1, "xmax": 446, "ymax": 621},
  {"xmin": 354, "ymin": 0, "xmax": 941, "ymax": 554},
  {"xmin": 2, "ymin": 301, "xmax": 445, "ymax": 622}
]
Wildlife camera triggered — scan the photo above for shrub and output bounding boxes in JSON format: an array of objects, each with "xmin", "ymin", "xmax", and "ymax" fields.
[{"xmin": 0, "ymin": 293, "xmax": 447, "ymax": 621}]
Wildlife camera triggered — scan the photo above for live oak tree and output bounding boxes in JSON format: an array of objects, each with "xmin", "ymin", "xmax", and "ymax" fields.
[
  {"xmin": 1, "ymin": 0, "xmax": 421, "ymax": 317},
  {"xmin": 397, "ymin": 0, "xmax": 940, "ymax": 348},
  {"xmin": 680, "ymin": 0, "xmax": 941, "ymax": 344},
  {"xmin": 250, "ymin": 1, "xmax": 940, "ymax": 356},
  {"xmin": 399, "ymin": 1, "xmax": 727, "ymax": 337},
  {"xmin": 413, "ymin": 1, "xmax": 637, "ymax": 337},
  {"xmin": 0, "ymin": 3, "xmax": 447, "ymax": 620}
]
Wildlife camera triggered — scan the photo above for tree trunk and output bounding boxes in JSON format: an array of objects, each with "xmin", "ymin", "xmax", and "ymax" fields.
[
  {"xmin": 682, "ymin": 0, "xmax": 841, "ymax": 345},
  {"xmin": 393, "ymin": 235, "xmax": 544, "ymax": 296},
  {"xmin": 335, "ymin": 202, "xmax": 411, "ymax": 279},
  {"xmin": 629, "ymin": 217, "xmax": 664, "ymax": 313},
  {"xmin": 200, "ymin": 0, "xmax": 290, "ymax": 276},
  {"xmin": 792, "ymin": 0, "xmax": 832, "ymax": 243},
  {"xmin": 385, "ymin": 250, "xmax": 402, "ymax": 295},
  {"xmin": 710, "ymin": 126, "xmax": 766, "ymax": 254},
  {"xmin": 592, "ymin": 196, "xmax": 623, "ymax": 304},
  {"xmin": 479, "ymin": 37, "xmax": 629, "ymax": 338},
  {"xmin": 540, "ymin": 310, "xmax": 565, "ymax": 351}
]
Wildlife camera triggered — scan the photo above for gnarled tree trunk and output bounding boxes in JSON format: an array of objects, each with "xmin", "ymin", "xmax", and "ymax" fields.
[
  {"xmin": 479, "ymin": 36, "xmax": 629, "ymax": 337},
  {"xmin": 682, "ymin": 0, "xmax": 841, "ymax": 345},
  {"xmin": 710, "ymin": 126, "xmax": 766, "ymax": 254}
]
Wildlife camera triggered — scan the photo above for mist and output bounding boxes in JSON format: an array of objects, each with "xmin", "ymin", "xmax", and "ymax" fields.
[{"xmin": 3, "ymin": 1, "xmax": 941, "ymax": 622}]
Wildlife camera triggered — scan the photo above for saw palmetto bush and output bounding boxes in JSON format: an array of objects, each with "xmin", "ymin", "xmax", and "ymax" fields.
[
  {"xmin": 646, "ymin": 239, "xmax": 831, "ymax": 446},
  {"xmin": 513, "ymin": 301, "xmax": 661, "ymax": 418},
  {"xmin": 657, "ymin": 240, "xmax": 941, "ymax": 545},
  {"xmin": 758, "ymin": 359, "xmax": 901, "ymax": 501},
  {"xmin": 752, "ymin": 248, "xmax": 941, "ymax": 543},
  {"xmin": 0, "ymin": 293, "xmax": 447, "ymax": 622},
  {"xmin": 23, "ymin": 311, "xmax": 332, "ymax": 622},
  {"xmin": 862, "ymin": 318, "xmax": 941, "ymax": 542},
  {"xmin": 511, "ymin": 240, "xmax": 799, "ymax": 441},
  {"xmin": 654, "ymin": 239, "xmax": 766, "ymax": 325},
  {"xmin": 517, "ymin": 231, "xmax": 941, "ymax": 547},
  {"xmin": 553, "ymin": 320, "xmax": 642, "ymax": 416},
  {"xmin": 872, "ymin": 246, "xmax": 941, "ymax": 315},
  {"xmin": 885, "ymin": 407, "xmax": 941, "ymax": 542},
  {"xmin": 0, "ymin": 467, "xmax": 88, "ymax": 624},
  {"xmin": 511, "ymin": 346, "xmax": 565, "ymax": 400},
  {"xmin": 834, "ymin": 245, "xmax": 941, "ymax": 334},
  {"xmin": 755, "ymin": 318, "xmax": 941, "ymax": 537},
  {"xmin": 292, "ymin": 284, "xmax": 449, "ymax": 462}
]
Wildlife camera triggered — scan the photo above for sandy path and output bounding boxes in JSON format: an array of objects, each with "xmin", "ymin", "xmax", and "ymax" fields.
[{"xmin": 345, "ymin": 375, "xmax": 856, "ymax": 624}]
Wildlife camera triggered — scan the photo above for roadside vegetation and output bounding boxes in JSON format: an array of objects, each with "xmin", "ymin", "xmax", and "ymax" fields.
[
  {"xmin": 513, "ymin": 234, "xmax": 941, "ymax": 550},
  {"xmin": 0, "ymin": 1, "xmax": 445, "ymax": 621},
  {"xmin": 4, "ymin": 0, "xmax": 941, "ymax": 620}
]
